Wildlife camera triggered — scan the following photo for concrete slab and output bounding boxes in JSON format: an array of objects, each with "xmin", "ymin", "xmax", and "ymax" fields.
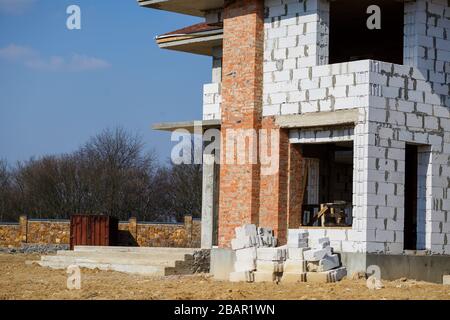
[{"xmin": 276, "ymin": 109, "xmax": 359, "ymax": 129}]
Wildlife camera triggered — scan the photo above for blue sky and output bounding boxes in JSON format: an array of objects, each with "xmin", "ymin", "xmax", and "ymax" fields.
[{"xmin": 0, "ymin": 0, "xmax": 210, "ymax": 164}]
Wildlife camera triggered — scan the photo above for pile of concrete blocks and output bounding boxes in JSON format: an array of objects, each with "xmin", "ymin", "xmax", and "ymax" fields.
[
  {"xmin": 229, "ymin": 224, "xmax": 277, "ymax": 283},
  {"xmin": 281, "ymin": 230, "xmax": 347, "ymax": 283},
  {"xmin": 254, "ymin": 247, "xmax": 287, "ymax": 282},
  {"xmin": 303, "ymin": 236, "xmax": 347, "ymax": 283},
  {"xmin": 230, "ymin": 224, "xmax": 277, "ymax": 250},
  {"xmin": 281, "ymin": 230, "xmax": 310, "ymax": 283},
  {"xmin": 229, "ymin": 226, "xmax": 347, "ymax": 283}
]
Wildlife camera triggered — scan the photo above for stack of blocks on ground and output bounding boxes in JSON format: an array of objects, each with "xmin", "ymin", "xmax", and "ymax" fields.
[
  {"xmin": 230, "ymin": 225, "xmax": 347, "ymax": 283},
  {"xmin": 143, "ymin": 0, "xmax": 450, "ymax": 284}
]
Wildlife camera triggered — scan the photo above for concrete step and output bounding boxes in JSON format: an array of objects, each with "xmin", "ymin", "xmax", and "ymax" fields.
[
  {"xmin": 37, "ymin": 246, "xmax": 199, "ymax": 277},
  {"xmin": 56, "ymin": 250, "xmax": 193, "ymax": 262},
  {"xmin": 40, "ymin": 255, "xmax": 178, "ymax": 267},
  {"xmin": 38, "ymin": 260, "xmax": 167, "ymax": 276},
  {"xmin": 72, "ymin": 246, "xmax": 197, "ymax": 255}
]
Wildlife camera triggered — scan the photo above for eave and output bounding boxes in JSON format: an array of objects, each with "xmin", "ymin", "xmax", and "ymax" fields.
[{"xmin": 138, "ymin": 0, "xmax": 224, "ymax": 17}]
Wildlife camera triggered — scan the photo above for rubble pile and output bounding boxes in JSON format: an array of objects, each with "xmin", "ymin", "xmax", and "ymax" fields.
[{"xmin": 229, "ymin": 225, "xmax": 347, "ymax": 283}]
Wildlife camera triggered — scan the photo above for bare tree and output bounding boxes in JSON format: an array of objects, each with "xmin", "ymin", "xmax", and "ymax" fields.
[
  {"xmin": 0, "ymin": 159, "xmax": 10, "ymax": 221},
  {"xmin": 0, "ymin": 127, "xmax": 203, "ymax": 223}
]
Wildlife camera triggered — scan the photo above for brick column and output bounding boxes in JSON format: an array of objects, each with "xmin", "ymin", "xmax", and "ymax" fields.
[
  {"xmin": 218, "ymin": 0, "xmax": 265, "ymax": 247},
  {"xmin": 259, "ymin": 118, "xmax": 291, "ymax": 245},
  {"xmin": 19, "ymin": 215, "xmax": 28, "ymax": 243},
  {"xmin": 287, "ymin": 143, "xmax": 305, "ymax": 228}
]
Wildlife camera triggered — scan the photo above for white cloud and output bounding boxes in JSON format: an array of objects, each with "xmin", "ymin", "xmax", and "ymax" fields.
[
  {"xmin": 0, "ymin": 44, "xmax": 111, "ymax": 72},
  {"xmin": 0, "ymin": 43, "xmax": 36, "ymax": 60},
  {"xmin": 0, "ymin": 0, "xmax": 36, "ymax": 15}
]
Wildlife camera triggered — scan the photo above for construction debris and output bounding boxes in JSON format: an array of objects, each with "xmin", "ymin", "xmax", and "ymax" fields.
[{"xmin": 229, "ymin": 225, "xmax": 347, "ymax": 283}]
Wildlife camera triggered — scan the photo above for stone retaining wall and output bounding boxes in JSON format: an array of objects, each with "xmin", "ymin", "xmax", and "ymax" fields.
[{"xmin": 0, "ymin": 215, "xmax": 201, "ymax": 248}]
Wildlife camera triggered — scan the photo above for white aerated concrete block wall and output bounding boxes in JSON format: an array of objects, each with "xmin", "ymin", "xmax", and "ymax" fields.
[
  {"xmin": 263, "ymin": 0, "xmax": 449, "ymax": 256},
  {"xmin": 203, "ymin": 83, "xmax": 222, "ymax": 120},
  {"xmin": 404, "ymin": 0, "xmax": 450, "ymax": 101},
  {"xmin": 291, "ymin": 57, "xmax": 449, "ymax": 255},
  {"xmin": 263, "ymin": 0, "xmax": 330, "ymax": 116},
  {"xmin": 363, "ymin": 61, "xmax": 449, "ymax": 255}
]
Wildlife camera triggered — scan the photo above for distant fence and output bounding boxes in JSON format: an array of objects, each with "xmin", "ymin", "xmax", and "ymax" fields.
[{"xmin": 0, "ymin": 215, "xmax": 201, "ymax": 248}]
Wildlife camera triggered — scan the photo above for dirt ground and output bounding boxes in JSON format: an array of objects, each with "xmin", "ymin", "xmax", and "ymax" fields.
[{"xmin": 0, "ymin": 253, "xmax": 449, "ymax": 300}]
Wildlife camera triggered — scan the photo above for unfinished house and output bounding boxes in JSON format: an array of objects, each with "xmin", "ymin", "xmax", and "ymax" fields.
[{"xmin": 141, "ymin": 0, "xmax": 450, "ymax": 282}]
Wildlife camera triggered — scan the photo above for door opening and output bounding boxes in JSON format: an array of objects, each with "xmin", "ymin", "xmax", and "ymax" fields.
[{"xmin": 404, "ymin": 144, "xmax": 418, "ymax": 250}]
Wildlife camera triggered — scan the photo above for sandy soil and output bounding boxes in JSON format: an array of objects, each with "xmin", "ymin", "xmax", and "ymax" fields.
[{"xmin": 0, "ymin": 253, "xmax": 449, "ymax": 300}]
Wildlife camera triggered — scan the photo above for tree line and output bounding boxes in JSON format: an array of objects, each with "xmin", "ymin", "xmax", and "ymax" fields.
[{"xmin": 0, "ymin": 127, "xmax": 202, "ymax": 223}]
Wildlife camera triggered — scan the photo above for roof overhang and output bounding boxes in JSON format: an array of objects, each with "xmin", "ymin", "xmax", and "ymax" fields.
[
  {"xmin": 275, "ymin": 109, "xmax": 361, "ymax": 129},
  {"xmin": 138, "ymin": 0, "xmax": 224, "ymax": 17},
  {"xmin": 152, "ymin": 119, "xmax": 221, "ymax": 133},
  {"xmin": 157, "ymin": 31, "xmax": 223, "ymax": 56}
]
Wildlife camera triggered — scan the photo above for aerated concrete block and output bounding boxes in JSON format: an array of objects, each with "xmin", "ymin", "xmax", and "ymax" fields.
[
  {"xmin": 288, "ymin": 229, "xmax": 309, "ymax": 240},
  {"xmin": 234, "ymin": 259, "xmax": 256, "ymax": 272},
  {"xmin": 318, "ymin": 254, "xmax": 340, "ymax": 272},
  {"xmin": 284, "ymin": 259, "xmax": 307, "ymax": 273},
  {"xmin": 258, "ymin": 227, "xmax": 274, "ymax": 237},
  {"xmin": 235, "ymin": 224, "xmax": 257, "ymax": 239},
  {"xmin": 287, "ymin": 230, "xmax": 309, "ymax": 248},
  {"xmin": 235, "ymin": 247, "xmax": 257, "ymax": 261},
  {"xmin": 287, "ymin": 239, "xmax": 309, "ymax": 248},
  {"xmin": 331, "ymin": 267, "xmax": 347, "ymax": 282},
  {"xmin": 306, "ymin": 267, "xmax": 347, "ymax": 283},
  {"xmin": 254, "ymin": 271, "xmax": 277, "ymax": 283},
  {"xmin": 317, "ymin": 237, "xmax": 331, "ymax": 249},
  {"xmin": 288, "ymin": 247, "xmax": 311, "ymax": 260},
  {"xmin": 229, "ymin": 271, "xmax": 254, "ymax": 283},
  {"xmin": 256, "ymin": 260, "xmax": 284, "ymax": 273},
  {"xmin": 281, "ymin": 272, "xmax": 307, "ymax": 283},
  {"xmin": 231, "ymin": 236, "xmax": 254, "ymax": 250},
  {"xmin": 257, "ymin": 247, "xmax": 287, "ymax": 261},
  {"xmin": 443, "ymin": 275, "xmax": 450, "ymax": 285},
  {"xmin": 303, "ymin": 248, "xmax": 330, "ymax": 262},
  {"xmin": 258, "ymin": 235, "xmax": 278, "ymax": 248}
]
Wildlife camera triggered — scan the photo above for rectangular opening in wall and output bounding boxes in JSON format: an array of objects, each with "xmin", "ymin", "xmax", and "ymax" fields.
[
  {"xmin": 300, "ymin": 142, "xmax": 353, "ymax": 227},
  {"xmin": 404, "ymin": 144, "xmax": 418, "ymax": 250},
  {"xmin": 404, "ymin": 144, "xmax": 431, "ymax": 251},
  {"xmin": 329, "ymin": 0, "xmax": 404, "ymax": 65}
]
